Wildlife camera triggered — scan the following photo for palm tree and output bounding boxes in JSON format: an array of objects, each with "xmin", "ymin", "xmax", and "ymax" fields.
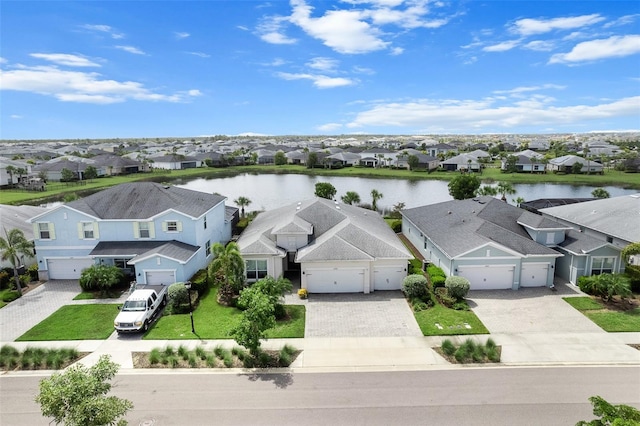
[
  {"xmin": 208, "ymin": 242, "xmax": 245, "ymax": 301},
  {"xmin": 496, "ymin": 182, "xmax": 516, "ymax": 202},
  {"xmin": 371, "ymin": 189, "xmax": 383, "ymax": 212},
  {"xmin": 341, "ymin": 191, "xmax": 361, "ymax": 205},
  {"xmin": 0, "ymin": 228, "xmax": 35, "ymax": 296},
  {"xmin": 234, "ymin": 196, "xmax": 252, "ymax": 218},
  {"xmin": 5, "ymin": 165, "xmax": 16, "ymax": 186}
]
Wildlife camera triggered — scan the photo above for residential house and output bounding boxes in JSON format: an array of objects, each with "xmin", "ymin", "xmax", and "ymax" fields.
[
  {"xmin": 395, "ymin": 150, "xmax": 439, "ymax": 171},
  {"xmin": 440, "ymin": 153, "xmax": 481, "ymax": 172},
  {"xmin": 150, "ymin": 154, "xmax": 201, "ymax": 170},
  {"xmin": 425, "ymin": 143, "xmax": 456, "ymax": 158},
  {"xmin": 33, "ymin": 156, "xmax": 96, "ymax": 181},
  {"xmin": 402, "ymin": 197, "xmax": 563, "ymax": 290},
  {"xmin": 539, "ymin": 194, "xmax": 639, "ymax": 283},
  {"xmin": 28, "ymin": 182, "xmax": 233, "ymax": 284},
  {"xmin": 326, "ymin": 151, "xmax": 362, "ymax": 167},
  {"xmin": 237, "ymin": 198, "xmax": 412, "ymax": 293},
  {"xmin": 0, "ymin": 204, "xmax": 49, "ymax": 269},
  {"xmin": 547, "ymin": 155, "xmax": 603, "ymax": 173},
  {"xmin": 91, "ymin": 154, "xmax": 142, "ymax": 175},
  {"xmin": 0, "ymin": 158, "xmax": 32, "ymax": 187}
]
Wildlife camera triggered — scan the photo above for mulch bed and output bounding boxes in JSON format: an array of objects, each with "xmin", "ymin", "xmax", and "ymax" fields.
[
  {"xmin": 432, "ymin": 346, "xmax": 502, "ymax": 364},
  {"xmin": 131, "ymin": 350, "xmax": 301, "ymax": 369},
  {"xmin": 0, "ymin": 353, "xmax": 90, "ymax": 372}
]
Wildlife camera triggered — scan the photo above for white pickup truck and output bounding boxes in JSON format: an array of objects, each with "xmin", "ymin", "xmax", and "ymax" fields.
[{"xmin": 114, "ymin": 284, "xmax": 168, "ymax": 333}]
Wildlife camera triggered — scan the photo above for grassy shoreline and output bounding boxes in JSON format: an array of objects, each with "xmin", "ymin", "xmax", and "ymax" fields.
[{"xmin": 3, "ymin": 164, "xmax": 639, "ymax": 205}]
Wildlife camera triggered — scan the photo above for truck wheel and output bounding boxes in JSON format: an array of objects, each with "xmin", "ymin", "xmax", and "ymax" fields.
[
  {"xmin": 161, "ymin": 295, "xmax": 167, "ymax": 307},
  {"xmin": 142, "ymin": 321, "xmax": 149, "ymax": 332}
]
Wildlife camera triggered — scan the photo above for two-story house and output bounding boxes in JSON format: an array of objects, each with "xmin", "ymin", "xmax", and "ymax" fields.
[{"xmin": 28, "ymin": 182, "xmax": 232, "ymax": 284}]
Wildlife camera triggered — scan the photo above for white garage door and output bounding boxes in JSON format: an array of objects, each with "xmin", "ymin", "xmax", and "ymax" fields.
[
  {"xmin": 373, "ymin": 266, "xmax": 406, "ymax": 291},
  {"xmin": 145, "ymin": 271, "xmax": 176, "ymax": 285},
  {"xmin": 47, "ymin": 258, "xmax": 94, "ymax": 280},
  {"xmin": 458, "ymin": 265, "xmax": 515, "ymax": 290},
  {"xmin": 306, "ymin": 268, "xmax": 365, "ymax": 293},
  {"xmin": 521, "ymin": 263, "xmax": 550, "ymax": 287}
]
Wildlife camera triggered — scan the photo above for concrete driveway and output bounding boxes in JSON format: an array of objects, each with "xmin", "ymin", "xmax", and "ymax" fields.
[
  {"xmin": 466, "ymin": 280, "xmax": 605, "ymax": 334},
  {"xmin": 289, "ymin": 291, "xmax": 423, "ymax": 338}
]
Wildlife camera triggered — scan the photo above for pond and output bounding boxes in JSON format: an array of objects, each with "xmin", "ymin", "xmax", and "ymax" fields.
[{"xmin": 178, "ymin": 173, "xmax": 638, "ymax": 212}]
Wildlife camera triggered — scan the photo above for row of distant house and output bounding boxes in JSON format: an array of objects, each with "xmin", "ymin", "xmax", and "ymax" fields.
[
  {"xmin": 1, "ymin": 141, "xmax": 622, "ymax": 185},
  {"xmin": 2, "ymin": 181, "xmax": 637, "ymax": 293}
]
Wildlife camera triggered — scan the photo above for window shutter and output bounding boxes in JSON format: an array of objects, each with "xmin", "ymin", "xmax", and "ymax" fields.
[
  {"xmin": 133, "ymin": 222, "xmax": 140, "ymax": 239},
  {"xmin": 162, "ymin": 222, "xmax": 168, "ymax": 232},
  {"xmin": 78, "ymin": 223, "xmax": 84, "ymax": 239},
  {"xmin": 33, "ymin": 223, "xmax": 39, "ymax": 240},
  {"xmin": 177, "ymin": 221, "xmax": 182, "ymax": 232},
  {"xmin": 48, "ymin": 223, "xmax": 55, "ymax": 240},
  {"xmin": 93, "ymin": 222, "xmax": 100, "ymax": 239},
  {"xmin": 149, "ymin": 223, "xmax": 155, "ymax": 238}
]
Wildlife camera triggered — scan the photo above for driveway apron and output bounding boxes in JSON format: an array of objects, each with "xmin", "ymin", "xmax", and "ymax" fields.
[{"xmin": 300, "ymin": 291, "xmax": 423, "ymax": 338}]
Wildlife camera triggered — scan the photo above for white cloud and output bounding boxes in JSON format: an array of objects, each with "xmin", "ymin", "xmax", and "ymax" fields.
[
  {"xmin": 237, "ymin": 25, "xmax": 249, "ymax": 31},
  {"xmin": 317, "ymin": 122, "xmax": 343, "ymax": 131},
  {"xmin": 603, "ymin": 14, "xmax": 639, "ymax": 28},
  {"xmin": 522, "ymin": 40, "xmax": 555, "ymax": 52},
  {"xmin": 81, "ymin": 24, "xmax": 124, "ymax": 39},
  {"xmin": 262, "ymin": 58, "xmax": 287, "ymax": 66},
  {"xmin": 0, "ymin": 57, "xmax": 7, "ymax": 64},
  {"xmin": 352, "ymin": 66, "xmax": 375, "ymax": 74},
  {"xmin": 549, "ymin": 35, "xmax": 640, "ymax": 64},
  {"xmin": 482, "ymin": 40, "xmax": 520, "ymax": 52},
  {"xmin": 257, "ymin": 15, "xmax": 297, "ymax": 45},
  {"xmin": 510, "ymin": 14, "xmax": 605, "ymax": 36},
  {"xmin": 345, "ymin": 95, "xmax": 640, "ymax": 132},
  {"xmin": 10, "ymin": 114, "xmax": 23, "ymax": 119},
  {"xmin": 115, "ymin": 45, "xmax": 146, "ymax": 55},
  {"xmin": 186, "ymin": 51, "xmax": 211, "ymax": 58},
  {"xmin": 174, "ymin": 32, "xmax": 190, "ymax": 39},
  {"xmin": 30, "ymin": 53, "xmax": 101, "ymax": 67},
  {"xmin": 289, "ymin": 0, "xmax": 388, "ymax": 54},
  {"xmin": 306, "ymin": 57, "xmax": 339, "ymax": 72},
  {"xmin": 276, "ymin": 72, "xmax": 356, "ymax": 88},
  {"xmin": 0, "ymin": 65, "xmax": 200, "ymax": 104},
  {"xmin": 390, "ymin": 47, "xmax": 404, "ymax": 55},
  {"xmin": 493, "ymin": 84, "xmax": 566, "ymax": 96}
]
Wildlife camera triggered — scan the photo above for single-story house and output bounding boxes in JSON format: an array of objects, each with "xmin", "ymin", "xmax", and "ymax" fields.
[
  {"xmin": 547, "ymin": 155, "xmax": 603, "ymax": 173},
  {"xmin": 402, "ymin": 197, "xmax": 563, "ymax": 290},
  {"xmin": 237, "ymin": 198, "xmax": 412, "ymax": 293},
  {"xmin": 28, "ymin": 182, "xmax": 233, "ymax": 283},
  {"xmin": 440, "ymin": 153, "xmax": 481, "ymax": 172}
]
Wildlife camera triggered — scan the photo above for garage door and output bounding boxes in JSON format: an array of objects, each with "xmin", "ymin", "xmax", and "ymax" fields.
[
  {"xmin": 47, "ymin": 258, "xmax": 94, "ymax": 279},
  {"xmin": 458, "ymin": 265, "xmax": 515, "ymax": 290},
  {"xmin": 373, "ymin": 266, "xmax": 406, "ymax": 291},
  {"xmin": 306, "ymin": 268, "xmax": 365, "ymax": 293},
  {"xmin": 145, "ymin": 271, "xmax": 176, "ymax": 285},
  {"xmin": 521, "ymin": 263, "xmax": 550, "ymax": 287}
]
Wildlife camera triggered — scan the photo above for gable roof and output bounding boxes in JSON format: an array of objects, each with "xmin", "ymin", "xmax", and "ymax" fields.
[
  {"xmin": 0, "ymin": 204, "xmax": 49, "ymax": 239},
  {"xmin": 540, "ymin": 193, "xmax": 640, "ymax": 243},
  {"xmin": 237, "ymin": 198, "xmax": 411, "ymax": 261},
  {"xmin": 66, "ymin": 182, "xmax": 225, "ymax": 220},
  {"xmin": 402, "ymin": 197, "xmax": 560, "ymax": 258},
  {"xmin": 90, "ymin": 240, "xmax": 199, "ymax": 264}
]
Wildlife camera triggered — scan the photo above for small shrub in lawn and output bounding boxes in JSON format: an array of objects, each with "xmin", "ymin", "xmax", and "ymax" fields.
[
  {"xmin": 188, "ymin": 354, "xmax": 198, "ymax": 368},
  {"xmin": 258, "ymin": 351, "xmax": 272, "ymax": 367},
  {"xmin": 167, "ymin": 283, "xmax": 190, "ymax": 314},
  {"xmin": 472, "ymin": 345, "xmax": 486, "ymax": 362},
  {"xmin": 441, "ymin": 339, "xmax": 456, "ymax": 356},
  {"xmin": 281, "ymin": 344, "xmax": 297, "ymax": 357},
  {"xmin": 454, "ymin": 347, "xmax": 469, "ymax": 363},
  {"xmin": 278, "ymin": 350, "xmax": 291, "ymax": 367},
  {"xmin": 403, "ymin": 274, "xmax": 428, "ymax": 299},
  {"xmin": 149, "ymin": 349, "xmax": 161, "ymax": 365},
  {"xmin": 487, "ymin": 347, "xmax": 500, "ymax": 362},
  {"xmin": 214, "ymin": 345, "xmax": 225, "ymax": 358},
  {"xmin": 486, "ymin": 338, "xmax": 496, "ymax": 350},
  {"xmin": 452, "ymin": 301, "xmax": 469, "ymax": 311},
  {"xmin": 2, "ymin": 290, "xmax": 21, "ymax": 303},
  {"xmin": 243, "ymin": 356, "xmax": 256, "ymax": 368},
  {"xmin": 435, "ymin": 287, "xmax": 456, "ymax": 308},
  {"xmin": 427, "ymin": 264, "xmax": 445, "ymax": 279},
  {"xmin": 0, "ymin": 345, "xmax": 20, "ymax": 357},
  {"xmin": 163, "ymin": 346, "xmax": 176, "ymax": 357},
  {"xmin": 446, "ymin": 276, "xmax": 470, "ymax": 300},
  {"xmin": 45, "ymin": 352, "xmax": 63, "ymax": 369},
  {"xmin": 168, "ymin": 356, "xmax": 179, "ymax": 368},
  {"xmin": 431, "ymin": 275, "xmax": 446, "ymax": 289},
  {"xmin": 412, "ymin": 301, "xmax": 430, "ymax": 312},
  {"xmin": 195, "ymin": 346, "xmax": 206, "ymax": 360},
  {"xmin": 274, "ymin": 304, "xmax": 287, "ymax": 320},
  {"xmin": 223, "ymin": 353, "xmax": 234, "ymax": 368},
  {"xmin": 205, "ymin": 355, "xmax": 216, "ymax": 368}
]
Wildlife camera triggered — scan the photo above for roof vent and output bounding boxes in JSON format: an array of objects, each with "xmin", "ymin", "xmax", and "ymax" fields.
[
  {"xmin": 336, "ymin": 206, "xmax": 340, "ymax": 210},
  {"xmin": 447, "ymin": 211, "xmax": 452, "ymax": 214}
]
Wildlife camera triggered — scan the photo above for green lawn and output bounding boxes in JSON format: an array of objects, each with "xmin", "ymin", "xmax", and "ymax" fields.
[
  {"xmin": 145, "ymin": 289, "xmax": 305, "ymax": 340},
  {"xmin": 16, "ymin": 304, "xmax": 119, "ymax": 341},
  {"xmin": 563, "ymin": 297, "xmax": 640, "ymax": 332},
  {"xmin": 414, "ymin": 303, "xmax": 490, "ymax": 336}
]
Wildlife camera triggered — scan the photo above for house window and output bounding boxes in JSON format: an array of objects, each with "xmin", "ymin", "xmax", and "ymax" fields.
[
  {"xmin": 205, "ymin": 240, "xmax": 211, "ymax": 257},
  {"xmin": 167, "ymin": 221, "xmax": 178, "ymax": 232},
  {"xmin": 591, "ymin": 257, "xmax": 615, "ymax": 275},
  {"xmin": 139, "ymin": 222, "xmax": 150, "ymax": 238},
  {"xmin": 38, "ymin": 223, "xmax": 51, "ymax": 239},
  {"xmin": 246, "ymin": 259, "xmax": 267, "ymax": 280},
  {"xmin": 82, "ymin": 222, "xmax": 94, "ymax": 239},
  {"xmin": 114, "ymin": 259, "xmax": 128, "ymax": 269},
  {"xmin": 546, "ymin": 232, "xmax": 555, "ymax": 244}
]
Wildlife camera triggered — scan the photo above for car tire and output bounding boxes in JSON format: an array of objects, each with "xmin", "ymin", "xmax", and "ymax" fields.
[{"xmin": 142, "ymin": 321, "xmax": 149, "ymax": 332}]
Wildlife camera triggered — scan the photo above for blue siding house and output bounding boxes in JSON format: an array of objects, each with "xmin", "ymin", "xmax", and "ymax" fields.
[{"xmin": 28, "ymin": 182, "xmax": 232, "ymax": 284}]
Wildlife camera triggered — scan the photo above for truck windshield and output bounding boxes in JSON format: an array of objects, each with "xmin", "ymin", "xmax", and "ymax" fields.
[{"xmin": 122, "ymin": 300, "xmax": 146, "ymax": 311}]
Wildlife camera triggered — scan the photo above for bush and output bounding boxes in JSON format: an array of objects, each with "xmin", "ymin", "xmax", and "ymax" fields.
[
  {"xmin": 2, "ymin": 291, "xmax": 21, "ymax": 303},
  {"xmin": 402, "ymin": 274, "xmax": 428, "ymax": 299},
  {"xmin": 408, "ymin": 259, "xmax": 423, "ymax": 275},
  {"xmin": 0, "ymin": 270, "xmax": 10, "ymax": 290},
  {"xmin": 578, "ymin": 275, "xmax": 600, "ymax": 296},
  {"xmin": 445, "ymin": 276, "xmax": 470, "ymax": 300},
  {"xmin": 189, "ymin": 269, "xmax": 209, "ymax": 295},
  {"xmin": 431, "ymin": 275, "xmax": 446, "ymax": 289},
  {"xmin": 167, "ymin": 282, "xmax": 190, "ymax": 314},
  {"xmin": 79, "ymin": 265, "xmax": 123, "ymax": 293},
  {"xmin": 435, "ymin": 287, "xmax": 456, "ymax": 308},
  {"xmin": 27, "ymin": 264, "xmax": 39, "ymax": 281},
  {"xmin": 427, "ymin": 264, "xmax": 445, "ymax": 277},
  {"xmin": 441, "ymin": 339, "xmax": 456, "ymax": 356}
]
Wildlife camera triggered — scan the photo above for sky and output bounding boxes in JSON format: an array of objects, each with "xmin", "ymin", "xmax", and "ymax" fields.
[{"xmin": 1, "ymin": 0, "xmax": 639, "ymax": 140}]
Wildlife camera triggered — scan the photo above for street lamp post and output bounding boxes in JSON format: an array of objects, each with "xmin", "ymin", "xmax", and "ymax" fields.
[{"xmin": 184, "ymin": 281, "xmax": 195, "ymax": 333}]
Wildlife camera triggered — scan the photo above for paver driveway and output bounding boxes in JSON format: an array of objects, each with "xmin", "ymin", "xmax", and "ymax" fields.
[
  {"xmin": 466, "ymin": 281, "xmax": 605, "ymax": 334},
  {"xmin": 299, "ymin": 291, "xmax": 423, "ymax": 338}
]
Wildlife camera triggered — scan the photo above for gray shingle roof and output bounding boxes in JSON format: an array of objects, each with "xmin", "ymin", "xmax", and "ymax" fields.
[
  {"xmin": 557, "ymin": 229, "xmax": 608, "ymax": 254},
  {"xmin": 67, "ymin": 182, "xmax": 225, "ymax": 219},
  {"xmin": 90, "ymin": 240, "xmax": 199, "ymax": 263},
  {"xmin": 0, "ymin": 204, "xmax": 49, "ymax": 239},
  {"xmin": 402, "ymin": 197, "xmax": 560, "ymax": 258}
]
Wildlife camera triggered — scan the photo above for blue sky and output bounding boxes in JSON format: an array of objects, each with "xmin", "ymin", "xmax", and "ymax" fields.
[{"xmin": 1, "ymin": 1, "xmax": 639, "ymax": 139}]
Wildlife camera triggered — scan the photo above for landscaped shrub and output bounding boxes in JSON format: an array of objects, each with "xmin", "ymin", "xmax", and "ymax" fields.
[
  {"xmin": 441, "ymin": 339, "xmax": 456, "ymax": 356},
  {"xmin": 167, "ymin": 282, "xmax": 190, "ymax": 314},
  {"xmin": 189, "ymin": 269, "xmax": 209, "ymax": 295},
  {"xmin": 578, "ymin": 275, "xmax": 600, "ymax": 296},
  {"xmin": 431, "ymin": 275, "xmax": 446, "ymax": 289},
  {"xmin": 445, "ymin": 276, "xmax": 471, "ymax": 300},
  {"xmin": 79, "ymin": 265, "xmax": 123, "ymax": 293},
  {"xmin": 27, "ymin": 264, "xmax": 39, "ymax": 281},
  {"xmin": 408, "ymin": 259, "xmax": 423, "ymax": 275},
  {"xmin": 452, "ymin": 301, "xmax": 470, "ymax": 311},
  {"xmin": 439, "ymin": 338, "xmax": 500, "ymax": 364},
  {"xmin": 427, "ymin": 264, "xmax": 445, "ymax": 279},
  {"xmin": 435, "ymin": 287, "xmax": 456, "ymax": 308},
  {"xmin": 2, "ymin": 291, "xmax": 21, "ymax": 303},
  {"xmin": 402, "ymin": 274, "xmax": 428, "ymax": 299},
  {"xmin": 0, "ymin": 270, "xmax": 10, "ymax": 290}
]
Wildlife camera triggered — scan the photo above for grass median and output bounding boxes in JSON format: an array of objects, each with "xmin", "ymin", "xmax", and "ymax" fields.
[{"xmin": 563, "ymin": 296, "xmax": 640, "ymax": 332}]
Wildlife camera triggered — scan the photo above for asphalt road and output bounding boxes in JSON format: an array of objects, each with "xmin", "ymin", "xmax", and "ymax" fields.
[{"xmin": 2, "ymin": 366, "xmax": 639, "ymax": 425}]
